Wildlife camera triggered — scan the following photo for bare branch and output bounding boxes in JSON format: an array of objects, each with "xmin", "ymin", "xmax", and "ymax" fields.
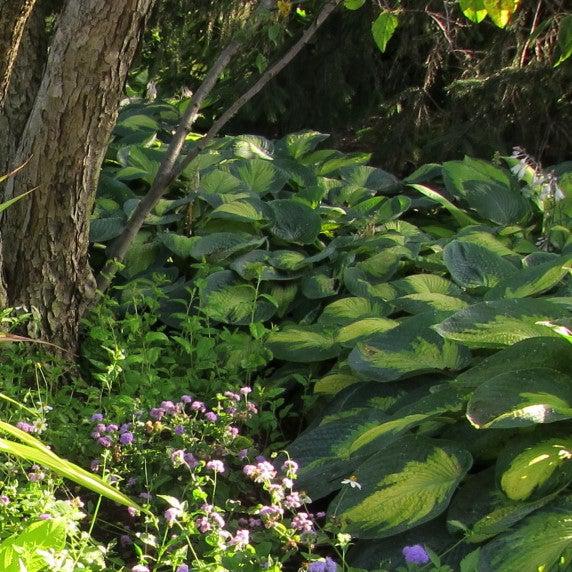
[{"xmin": 96, "ymin": 0, "xmax": 342, "ymax": 296}]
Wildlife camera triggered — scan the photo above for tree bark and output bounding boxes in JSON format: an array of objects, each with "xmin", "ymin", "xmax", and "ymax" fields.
[
  {"xmin": 0, "ymin": 0, "xmax": 38, "ymax": 107},
  {"xmin": 1, "ymin": 0, "xmax": 155, "ymax": 349}
]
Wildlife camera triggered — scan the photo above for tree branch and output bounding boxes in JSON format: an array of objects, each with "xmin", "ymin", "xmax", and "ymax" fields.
[{"xmin": 95, "ymin": 0, "xmax": 342, "ymax": 296}]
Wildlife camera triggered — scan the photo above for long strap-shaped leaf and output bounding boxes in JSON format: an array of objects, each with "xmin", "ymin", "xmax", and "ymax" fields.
[{"xmin": 0, "ymin": 421, "xmax": 142, "ymax": 511}]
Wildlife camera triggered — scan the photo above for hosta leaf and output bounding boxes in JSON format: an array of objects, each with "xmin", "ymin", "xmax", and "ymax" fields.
[
  {"xmin": 230, "ymin": 250, "xmax": 293, "ymax": 281},
  {"xmin": 357, "ymin": 246, "xmax": 413, "ymax": 282},
  {"xmin": 477, "ymin": 499, "xmax": 572, "ymax": 572},
  {"xmin": 268, "ymin": 250, "xmax": 307, "ymax": 271},
  {"xmin": 349, "ymin": 386, "xmax": 468, "ymax": 457},
  {"xmin": 408, "ymin": 183, "xmax": 479, "ymax": 227},
  {"xmin": 233, "ymin": 134, "xmax": 273, "ymax": 160},
  {"xmin": 340, "ymin": 165, "xmax": 399, "ymax": 193},
  {"xmin": 349, "ymin": 312, "xmax": 471, "ymax": 382},
  {"xmin": 396, "ymin": 293, "xmax": 469, "ymax": 314},
  {"xmin": 447, "ymin": 468, "xmax": 556, "ymax": 544},
  {"xmin": 483, "ymin": 0, "xmax": 520, "ymax": 28},
  {"xmin": 301, "ymin": 272, "xmax": 337, "ymax": 299},
  {"xmin": 484, "ymin": 256, "xmax": 571, "ymax": 299},
  {"xmin": 199, "ymin": 169, "xmax": 243, "ymax": 195},
  {"xmin": 330, "ymin": 436, "xmax": 472, "ymax": 539},
  {"xmin": 89, "ymin": 216, "xmax": 125, "ymax": 242},
  {"xmin": 443, "ymin": 240, "xmax": 517, "ymax": 290},
  {"xmin": 282, "ymin": 131, "xmax": 329, "ymax": 158},
  {"xmin": 202, "ymin": 284, "xmax": 275, "ymax": 325},
  {"xmin": 455, "ymin": 230, "xmax": 516, "ymax": 257},
  {"xmin": 232, "ymin": 158, "xmax": 285, "ymax": 195},
  {"xmin": 319, "ymin": 297, "xmax": 390, "ymax": 327},
  {"xmin": 392, "ymin": 274, "xmax": 462, "ymax": 296},
  {"xmin": 498, "ymin": 435, "xmax": 572, "ymax": 501},
  {"xmin": 159, "ymin": 233, "xmax": 199, "ymax": 258},
  {"xmin": 466, "ymin": 367, "xmax": 572, "ymax": 429},
  {"xmin": 288, "ymin": 409, "xmax": 389, "ymax": 500},
  {"xmin": 314, "ymin": 371, "xmax": 362, "ymax": 395},
  {"xmin": 456, "ymin": 336, "xmax": 572, "ymax": 388},
  {"xmin": 459, "ymin": 0, "xmax": 488, "ymax": 23},
  {"xmin": 371, "ymin": 11, "xmax": 399, "ymax": 53},
  {"xmin": 434, "ymin": 298, "xmax": 566, "ymax": 348},
  {"xmin": 269, "ymin": 199, "xmax": 322, "ymax": 244},
  {"xmin": 443, "ymin": 157, "xmax": 530, "ymax": 224},
  {"xmin": 209, "ymin": 198, "xmax": 269, "ymax": 223},
  {"xmin": 375, "ymin": 195, "xmax": 411, "ymax": 223},
  {"xmin": 337, "ymin": 318, "xmax": 399, "ymax": 347},
  {"xmin": 190, "ymin": 232, "xmax": 265, "ymax": 261},
  {"xmin": 267, "ymin": 324, "xmax": 341, "ymax": 362}
]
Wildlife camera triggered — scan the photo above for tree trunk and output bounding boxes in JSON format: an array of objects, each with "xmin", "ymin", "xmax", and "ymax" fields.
[
  {"xmin": 1, "ymin": 0, "xmax": 155, "ymax": 349},
  {"xmin": 0, "ymin": 0, "xmax": 38, "ymax": 107},
  {"xmin": 0, "ymin": 0, "xmax": 42, "ymax": 307}
]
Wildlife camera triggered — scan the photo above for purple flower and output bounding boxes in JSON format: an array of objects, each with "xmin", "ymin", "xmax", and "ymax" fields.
[
  {"xmin": 174, "ymin": 425, "xmax": 185, "ymax": 435},
  {"xmin": 120, "ymin": 534, "xmax": 132, "ymax": 547},
  {"xmin": 127, "ymin": 507, "xmax": 139, "ymax": 517},
  {"xmin": 16, "ymin": 421, "xmax": 35, "ymax": 433},
  {"xmin": 95, "ymin": 423, "xmax": 106, "ymax": 433},
  {"xmin": 190, "ymin": 401, "xmax": 205, "ymax": 412},
  {"xmin": 224, "ymin": 391, "xmax": 240, "ymax": 401},
  {"xmin": 161, "ymin": 400, "xmax": 177, "ymax": 414},
  {"xmin": 131, "ymin": 566, "xmax": 150, "ymax": 572},
  {"xmin": 292, "ymin": 512, "xmax": 314, "ymax": 533},
  {"xmin": 38, "ymin": 513, "xmax": 51, "ymax": 520},
  {"xmin": 0, "ymin": 495, "xmax": 10, "ymax": 505},
  {"xmin": 284, "ymin": 492, "xmax": 302, "ymax": 509},
  {"xmin": 308, "ymin": 557, "xmax": 338, "ymax": 572},
  {"xmin": 119, "ymin": 432, "xmax": 134, "ymax": 445},
  {"xmin": 282, "ymin": 459, "xmax": 299, "ymax": 476},
  {"xmin": 139, "ymin": 492, "xmax": 153, "ymax": 501},
  {"xmin": 90, "ymin": 459, "xmax": 101, "ymax": 472},
  {"xmin": 150, "ymin": 407, "xmax": 165, "ymax": 420},
  {"xmin": 206, "ymin": 460, "xmax": 225, "ymax": 474},
  {"xmin": 97, "ymin": 436, "xmax": 112, "ymax": 448},
  {"xmin": 196, "ymin": 516, "xmax": 211, "ymax": 533},
  {"xmin": 91, "ymin": 413, "xmax": 104, "ymax": 422},
  {"xmin": 164, "ymin": 507, "xmax": 182, "ymax": 525},
  {"xmin": 180, "ymin": 395, "xmax": 193, "ymax": 404},
  {"xmin": 119, "ymin": 423, "xmax": 131, "ymax": 433},
  {"xmin": 204, "ymin": 411, "xmax": 218, "ymax": 423},
  {"xmin": 176, "ymin": 566, "xmax": 189, "ymax": 572},
  {"xmin": 238, "ymin": 448, "xmax": 248, "ymax": 460},
  {"xmin": 184, "ymin": 452, "xmax": 198, "ymax": 469},
  {"xmin": 402, "ymin": 544, "xmax": 430, "ymax": 565},
  {"xmin": 27, "ymin": 469, "xmax": 46, "ymax": 482},
  {"xmin": 240, "ymin": 386, "xmax": 252, "ymax": 395},
  {"xmin": 229, "ymin": 529, "xmax": 250, "ymax": 549},
  {"xmin": 106, "ymin": 423, "xmax": 119, "ymax": 433}
]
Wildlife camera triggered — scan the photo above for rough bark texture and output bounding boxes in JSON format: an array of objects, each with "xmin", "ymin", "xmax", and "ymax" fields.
[
  {"xmin": 1, "ymin": 0, "xmax": 155, "ymax": 348},
  {"xmin": 0, "ymin": 0, "xmax": 38, "ymax": 106}
]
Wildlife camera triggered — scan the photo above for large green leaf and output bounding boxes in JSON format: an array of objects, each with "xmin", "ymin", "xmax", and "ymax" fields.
[
  {"xmin": 190, "ymin": 232, "xmax": 265, "ymax": 261},
  {"xmin": 199, "ymin": 169, "xmax": 243, "ymax": 195},
  {"xmin": 288, "ymin": 408, "xmax": 388, "ymax": 500},
  {"xmin": 232, "ymin": 158, "xmax": 285, "ymax": 195},
  {"xmin": 443, "ymin": 240, "xmax": 517, "ymax": 290},
  {"xmin": 318, "ymin": 297, "xmax": 390, "ymax": 327},
  {"xmin": 484, "ymin": 256, "xmax": 571, "ymax": 299},
  {"xmin": 392, "ymin": 273, "xmax": 462, "ymax": 296},
  {"xmin": 330, "ymin": 436, "xmax": 472, "ymax": 539},
  {"xmin": 396, "ymin": 293, "xmax": 469, "ymax": 314},
  {"xmin": 456, "ymin": 336, "xmax": 572, "ymax": 388},
  {"xmin": 497, "ymin": 435, "xmax": 572, "ymax": 501},
  {"xmin": 159, "ymin": 233, "xmax": 200, "ymax": 258},
  {"xmin": 371, "ymin": 11, "xmax": 399, "ymax": 53},
  {"xmin": 434, "ymin": 298, "xmax": 567, "ymax": 348},
  {"xmin": 209, "ymin": 198, "xmax": 270, "ymax": 223},
  {"xmin": 340, "ymin": 165, "xmax": 399, "ymax": 194},
  {"xmin": 268, "ymin": 199, "xmax": 322, "ymax": 244},
  {"xmin": 281, "ymin": 131, "xmax": 329, "ymax": 158},
  {"xmin": 349, "ymin": 386, "xmax": 468, "ymax": 457},
  {"xmin": 477, "ymin": 499, "xmax": 572, "ymax": 572},
  {"xmin": 89, "ymin": 216, "xmax": 125, "ymax": 243},
  {"xmin": 443, "ymin": 157, "xmax": 530, "ymax": 224},
  {"xmin": 349, "ymin": 313, "xmax": 471, "ymax": 382},
  {"xmin": 409, "ymin": 183, "xmax": 479, "ymax": 226},
  {"xmin": 233, "ymin": 134, "xmax": 273, "ymax": 160},
  {"xmin": 267, "ymin": 324, "xmax": 341, "ymax": 362},
  {"xmin": 202, "ymin": 283, "xmax": 276, "ymax": 325},
  {"xmin": 337, "ymin": 318, "xmax": 399, "ymax": 347},
  {"xmin": 483, "ymin": 0, "xmax": 520, "ymax": 28},
  {"xmin": 466, "ymin": 367, "xmax": 572, "ymax": 429},
  {"xmin": 301, "ymin": 271, "xmax": 337, "ymax": 299}
]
